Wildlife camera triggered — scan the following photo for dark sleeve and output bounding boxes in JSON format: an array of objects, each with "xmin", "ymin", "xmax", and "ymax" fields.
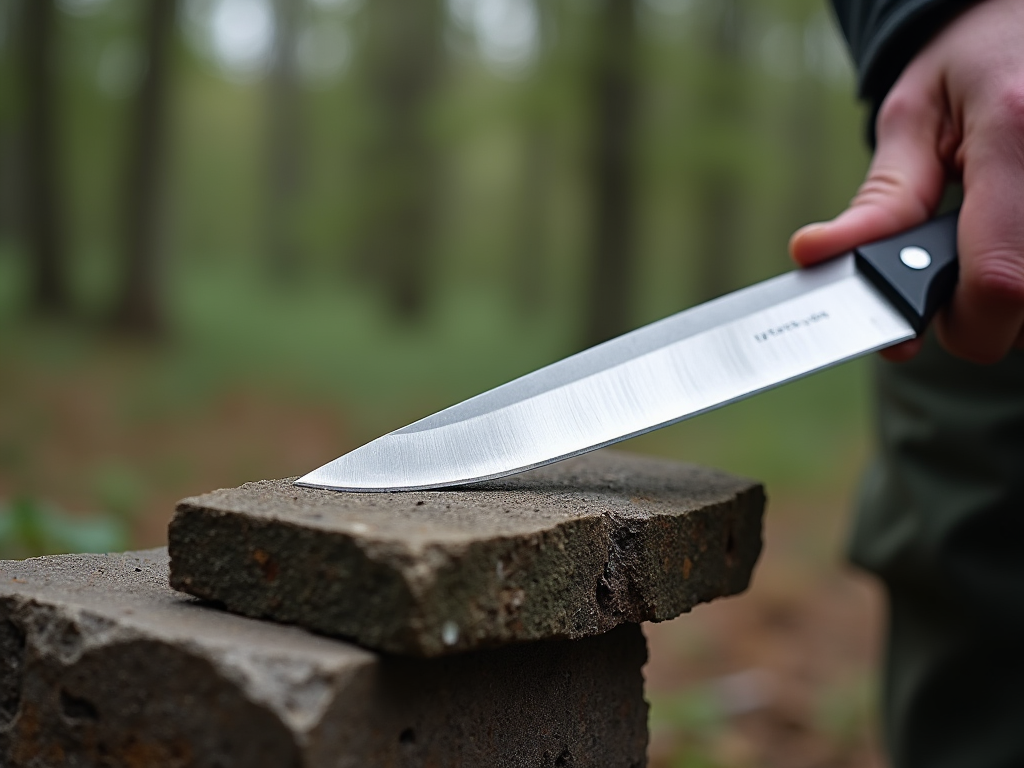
[{"xmin": 830, "ymin": 0, "xmax": 980, "ymax": 142}]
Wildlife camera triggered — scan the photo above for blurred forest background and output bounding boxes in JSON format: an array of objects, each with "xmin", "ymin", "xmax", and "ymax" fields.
[{"xmin": 0, "ymin": 0, "xmax": 887, "ymax": 764}]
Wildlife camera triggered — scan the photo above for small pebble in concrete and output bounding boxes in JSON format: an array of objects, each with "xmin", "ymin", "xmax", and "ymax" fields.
[
  {"xmin": 0, "ymin": 549, "xmax": 648, "ymax": 768},
  {"xmin": 169, "ymin": 449, "xmax": 764, "ymax": 656}
]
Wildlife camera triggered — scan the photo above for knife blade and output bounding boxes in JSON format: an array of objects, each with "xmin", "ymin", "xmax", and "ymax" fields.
[{"xmin": 297, "ymin": 212, "xmax": 958, "ymax": 492}]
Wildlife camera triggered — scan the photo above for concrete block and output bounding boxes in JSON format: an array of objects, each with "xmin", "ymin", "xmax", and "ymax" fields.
[
  {"xmin": 169, "ymin": 449, "xmax": 764, "ymax": 655},
  {"xmin": 0, "ymin": 549, "xmax": 648, "ymax": 768}
]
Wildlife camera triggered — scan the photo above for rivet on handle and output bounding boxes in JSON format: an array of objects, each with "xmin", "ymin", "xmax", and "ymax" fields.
[{"xmin": 899, "ymin": 246, "xmax": 932, "ymax": 270}]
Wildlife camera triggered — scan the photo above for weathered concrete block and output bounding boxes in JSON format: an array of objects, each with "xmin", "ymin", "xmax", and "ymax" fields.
[
  {"xmin": 169, "ymin": 449, "xmax": 764, "ymax": 656},
  {"xmin": 0, "ymin": 549, "xmax": 648, "ymax": 768}
]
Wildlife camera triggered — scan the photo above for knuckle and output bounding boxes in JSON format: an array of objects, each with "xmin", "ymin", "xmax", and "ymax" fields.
[
  {"xmin": 850, "ymin": 170, "xmax": 928, "ymax": 216},
  {"xmin": 876, "ymin": 89, "xmax": 929, "ymax": 136},
  {"xmin": 857, "ymin": 170, "xmax": 904, "ymax": 198},
  {"xmin": 966, "ymin": 251, "xmax": 1024, "ymax": 305},
  {"xmin": 991, "ymin": 81, "xmax": 1024, "ymax": 133}
]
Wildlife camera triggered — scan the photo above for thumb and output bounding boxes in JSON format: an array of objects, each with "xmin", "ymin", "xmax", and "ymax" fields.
[{"xmin": 789, "ymin": 74, "xmax": 950, "ymax": 268}]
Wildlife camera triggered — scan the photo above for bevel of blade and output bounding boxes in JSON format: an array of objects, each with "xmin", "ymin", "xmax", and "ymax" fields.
[{"xmin": 297, "ymin": 255, "xmax": 915, "ymax": 492}]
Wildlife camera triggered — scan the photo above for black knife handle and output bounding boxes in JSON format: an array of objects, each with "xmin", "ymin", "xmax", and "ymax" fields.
[{"xmin": 854, "ymin": 210, "xmax": 959, "ymax": 334}]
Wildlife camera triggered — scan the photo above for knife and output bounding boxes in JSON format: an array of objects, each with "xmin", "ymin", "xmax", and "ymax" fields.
[{"xmin": 297, "ymin": 212, "xmax": 959, "ymax": 492}]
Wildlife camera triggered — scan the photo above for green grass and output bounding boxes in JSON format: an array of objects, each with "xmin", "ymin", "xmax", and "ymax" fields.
[{"xmin": 0, "ymin": 496, "xmax": 129, "ymax": 559}]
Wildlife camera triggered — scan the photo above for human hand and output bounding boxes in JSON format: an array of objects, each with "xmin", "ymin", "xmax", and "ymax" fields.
[{"xmin": 789, "ymin": 0, "xmax": 1024, "ymax": 363}]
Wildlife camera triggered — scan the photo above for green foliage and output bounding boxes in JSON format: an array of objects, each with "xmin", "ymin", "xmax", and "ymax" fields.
[
  {"xmin": 649, "ymin": 686, "xmax": 729, "ymax": 768},
  {"xmin": 90, "ymin": 460, "xmax": 145, "ymax": 521},
  {"xmin": 0, "ymin": 496, "xmax": 129, "ymax": 560},
  {"xmin": 814, "ymin": 673, "xmax": 877, "ymax": 747}
]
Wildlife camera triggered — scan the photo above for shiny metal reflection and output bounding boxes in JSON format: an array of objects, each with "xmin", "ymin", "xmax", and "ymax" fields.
[{"xmin": 297, "ymin": 255, "xmax": 914, "ymax": 492}]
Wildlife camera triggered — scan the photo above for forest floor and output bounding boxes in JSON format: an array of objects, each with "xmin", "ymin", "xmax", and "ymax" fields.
[
  {"xmin": 0, "ymin": 319, "xmax": 887, "ymax": 768},
  {"xmin": 644, "ymin": 495, "xmax": 885, "ymax": 768}
]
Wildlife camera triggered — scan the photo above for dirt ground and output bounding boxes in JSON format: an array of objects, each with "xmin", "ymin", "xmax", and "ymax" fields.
[{"xmin": 0, "ymin": 340, "xmax": 889, "ymax": 767}]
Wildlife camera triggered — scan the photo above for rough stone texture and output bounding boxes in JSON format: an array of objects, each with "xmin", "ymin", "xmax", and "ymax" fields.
[
  {"xmin": 169, "ymin": 449, "xmax": 764, "ymax": 656},
  {"xmin": 0, "ymin": 549, "xmax": 648, "ymax": 768}
]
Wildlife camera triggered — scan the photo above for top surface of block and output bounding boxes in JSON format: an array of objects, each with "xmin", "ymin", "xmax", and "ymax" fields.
[
  {"xmin": 178, "ymin": 449, "xmax": 753, "ymax": 540},
  {"xmin": 0, "ymin": 548, "xmax": 370, "ymax": 666},
  {"xmin": 170, "ymin": 449, "xmax": 764, "ymax": 655}
]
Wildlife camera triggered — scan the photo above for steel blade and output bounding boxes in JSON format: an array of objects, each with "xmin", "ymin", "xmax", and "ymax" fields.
[{"xmin": 297, "ymin": 255, "xmax": 914, "ymax": 491}]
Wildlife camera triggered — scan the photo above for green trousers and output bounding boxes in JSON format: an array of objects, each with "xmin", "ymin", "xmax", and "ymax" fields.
[{"xmin": 851, "ymin": 332, "xmax": 1024, "ymax": 768}]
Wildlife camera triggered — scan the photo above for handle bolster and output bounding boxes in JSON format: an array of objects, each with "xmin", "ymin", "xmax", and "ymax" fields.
[{"xmin": 853, "ymin": 211, "xmax": 959, "ymax": 334}]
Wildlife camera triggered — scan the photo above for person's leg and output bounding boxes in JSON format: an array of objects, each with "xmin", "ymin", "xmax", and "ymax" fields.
[{"xmin": 851, "ymin": 332, "xmax": 1024, "ymax": 768}]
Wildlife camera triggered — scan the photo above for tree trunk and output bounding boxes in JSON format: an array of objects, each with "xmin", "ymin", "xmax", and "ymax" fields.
[
  {"xmin": 693, "ymin": 173, "xmax": 742, "ymax": 301},
  {"xmin": 111, "ymin": 0, "xmax": 176, "ymax": 335},
  {"xmin": 265, "ymin": 0, "xmax": 303, "ymax": 282},
  {"xmin": 514, "ymin": 122, "xmax": 552, "ymax": 315},
  {"xmin": 513, "ymin": 2, "xmax": 557, "ymax": 316},
  {"xmin": 0, "ymin": 91, "xmax": 20, "ymax": 251},
  {"xmin": 357, "ymin": 0, "xmax": 444, "ymax": 320},
  {"xmin": 22, "ymin": 0, "xmax": 70, "ymax": 315},
  {"xmin": 693, "ymin": 0, "xmax": 746, "ymax": 303},
  {"xmin": 584, "ymin": 0, "xmax": 638, "ymax": 347},
  {"xmin": 0, "ymin": 2, "xmax": 21, "ymax": 247},
  {"xmin": 784, "ymin": 49, "xmax": 829, "ymax": 261}
]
